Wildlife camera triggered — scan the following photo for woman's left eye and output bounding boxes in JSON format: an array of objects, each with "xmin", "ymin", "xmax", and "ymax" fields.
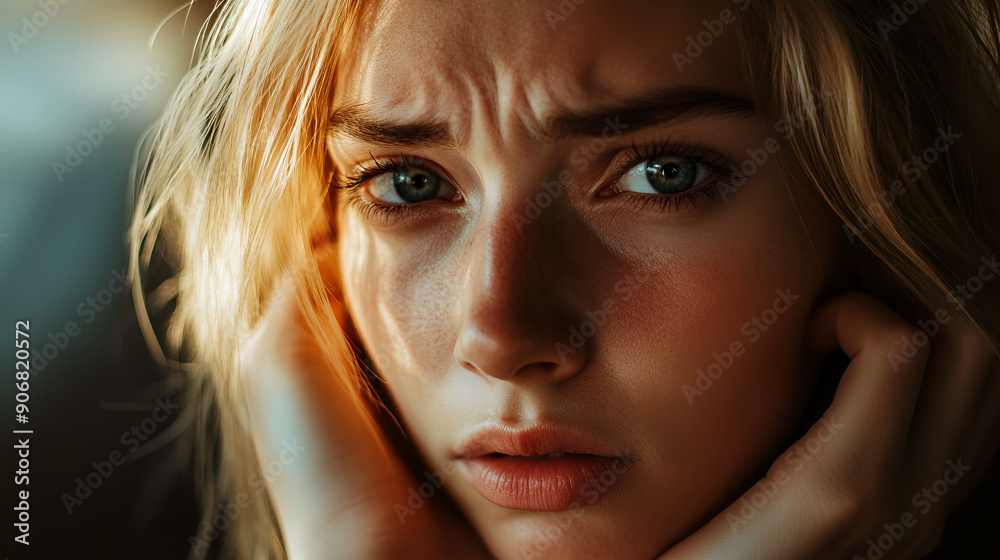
[{"xmin": 617, "ymin": 155, "xmax": 713, "ymax": 195}]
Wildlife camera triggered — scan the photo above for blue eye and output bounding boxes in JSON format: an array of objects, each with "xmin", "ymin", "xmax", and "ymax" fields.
[
  {"xmin": 366, "ymin": 165, "xmax": 457, "ymax": 204},
  {"xmin": 618, "ymin": 155, "xmax": 712, "ymax": 195}
]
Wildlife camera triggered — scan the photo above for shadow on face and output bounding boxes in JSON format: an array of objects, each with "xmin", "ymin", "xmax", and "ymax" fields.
[{"xmin": 330, "ymin": 0, "xmax": 845, "ymax": 557}]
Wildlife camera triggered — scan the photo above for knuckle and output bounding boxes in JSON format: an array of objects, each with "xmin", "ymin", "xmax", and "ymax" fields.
[
  {"xmin": 817, "ymin": 474, "xmax": 881, "ymax": 532},
  {"xmin": 812, "ymin": 461, "xmax": 907, "ymax": 541},
  {"xmin": 873, "ymin": 325, "xmax": 931, "ymax": 369}
]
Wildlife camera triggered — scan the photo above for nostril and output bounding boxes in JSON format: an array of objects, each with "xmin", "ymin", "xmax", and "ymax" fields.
[
  {"xmin": 458, "ymin": 359, "xmax": 479, "ymax": 375},
  {"xmin": 454, "ymin": 309, "xmax": 589, "ymax": 383}
]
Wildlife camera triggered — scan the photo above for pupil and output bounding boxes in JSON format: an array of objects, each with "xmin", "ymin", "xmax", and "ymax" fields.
[
  {"xmin": 393, "ymin": 167, "xmax": 440, "ymax": 203},
  {"xmin": 645, "ymin": 157, "xmax": 695, "ymax": 194}
]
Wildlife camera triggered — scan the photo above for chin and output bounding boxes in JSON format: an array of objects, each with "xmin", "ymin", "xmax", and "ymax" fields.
[{"xmin": 475, "ymin": 513, "xmax": 668, "ymax": 560}]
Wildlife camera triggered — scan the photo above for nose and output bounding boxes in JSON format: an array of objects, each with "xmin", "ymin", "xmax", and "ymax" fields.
[{"xmin": 453, "ymin": 191, "xmax": 588, "ymax": 384}]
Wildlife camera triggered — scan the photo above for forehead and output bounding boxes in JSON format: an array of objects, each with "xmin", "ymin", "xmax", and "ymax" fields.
[{"xmin": 335, "ymin": 0, "xmax": 751, "ymax": 140}]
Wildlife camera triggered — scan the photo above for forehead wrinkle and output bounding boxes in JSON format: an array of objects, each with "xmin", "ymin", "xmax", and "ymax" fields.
[
  {"xmin": 516, "ymin": 66, "xmax": 603, "ymax": 145},
  {"xmin": 424, "ymin": 45, "xmax": 566, "ymax": 156},
  {"xmin": 347, "ymin": 52, "xmax": 570, "ymax": 155},
  {"xmin": 345, "ymin": 2, "xmax": 604, "ymax": 153},
  {"xmin": 476, "ymin": 65, "xmax": 547, "ymax": 152},
  {"xmin": 341, "ymin": 1, "xmax": 751, "ymax": 154}
]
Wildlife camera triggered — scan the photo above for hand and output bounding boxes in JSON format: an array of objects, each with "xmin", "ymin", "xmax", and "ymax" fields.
[
  {"xmin": 240, "ymin": 273, "xmax": 491, "ymax": 559},
  {"xmin": 657, "ymin": 291, "xmax": 1000, "ymax": 560}
]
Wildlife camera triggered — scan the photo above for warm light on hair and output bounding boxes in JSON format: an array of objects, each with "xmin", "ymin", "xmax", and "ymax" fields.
[{"xmin": 128, "ymin": 1, "xmax": 1000, "ymax": 557}]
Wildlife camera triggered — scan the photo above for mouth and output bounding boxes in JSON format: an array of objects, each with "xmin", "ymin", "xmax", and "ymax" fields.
[{"xmin": 455, "ymin": 424, "xmax": 635, "ymax": 511}]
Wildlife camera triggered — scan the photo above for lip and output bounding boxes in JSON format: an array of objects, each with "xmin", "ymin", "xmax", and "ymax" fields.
[{"xmin": 455, "ymin": 423, "xmax": 635, "ymax": 511}]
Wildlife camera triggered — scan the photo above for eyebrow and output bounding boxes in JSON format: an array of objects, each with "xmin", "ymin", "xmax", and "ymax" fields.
[
  {"xmin": 327, "ymin": 86, "xmax": 757, "ymax": 148},
  {"xmin": 328, "ymin": 106, "xmax": 453, "ymax": 148}
]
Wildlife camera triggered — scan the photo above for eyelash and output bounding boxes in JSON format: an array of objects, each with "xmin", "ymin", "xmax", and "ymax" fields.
[
  {"xmin": 336, "ymin": 153, "xmax": 431, "ymax": 190},
  {"xmin": 331, "ymin": 139, "xmax": 741, "ymax": 221},
  {"xmin": 332, "ymin": 154, "xmax": 439, "ymax": 222},
  {"xmin": 615, "ymin": 139, "xmax": 739, "ymax": 212}
]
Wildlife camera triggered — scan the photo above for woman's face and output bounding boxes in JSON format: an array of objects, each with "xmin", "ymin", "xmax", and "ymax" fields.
[{"xmin": 331, "ymin": 0, "xmax": 843, "ymax": 557}]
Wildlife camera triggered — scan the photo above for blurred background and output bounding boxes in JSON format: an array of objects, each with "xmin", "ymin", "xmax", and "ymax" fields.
[{"xmin": 1, "ymin": 1, "xmax": 213, "ymax": 557}]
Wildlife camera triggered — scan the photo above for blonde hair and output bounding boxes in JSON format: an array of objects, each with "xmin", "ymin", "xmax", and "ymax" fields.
[
  {"xmin": 129, "ymin": 0, "xmax": 1000, "ymax": 558},
  {"xmin": 746, "ymin": 0, "xmax": 1000, "ymax": 338},
  {"xmin": 129, "ymin": 1, "xmax": 367, "ymax": 557}
]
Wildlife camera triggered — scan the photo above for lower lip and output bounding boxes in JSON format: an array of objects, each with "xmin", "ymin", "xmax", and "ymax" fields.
[{"xmin": 461, "ymin": 454, "xmax": 630, "ymax": 511}]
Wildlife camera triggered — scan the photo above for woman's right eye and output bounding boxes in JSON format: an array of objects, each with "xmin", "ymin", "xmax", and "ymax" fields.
[{"xmin": 366, "ymin": 165, "xmax": 458, "ymax": 204}]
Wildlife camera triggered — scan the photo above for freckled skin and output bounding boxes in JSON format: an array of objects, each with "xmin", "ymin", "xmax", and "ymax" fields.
[{"xmin": 332, "ymin": 1, "xmax": 845, "ymax": 558}]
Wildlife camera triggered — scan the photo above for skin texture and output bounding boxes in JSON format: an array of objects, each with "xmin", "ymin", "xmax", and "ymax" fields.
[
  {"xmin": 232, "ymin": 1, "xmax": 1000, "ymax": 558},
  {"xmin": 328, "ymin": 0, "xmax": 845, "ymax": 558}
]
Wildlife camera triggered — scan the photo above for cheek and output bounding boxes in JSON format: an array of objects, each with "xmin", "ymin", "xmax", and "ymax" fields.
[
  {"xmin": 626, "ymin": 245, "xmax": 815, "ymax": 457},
  {"xmin": 600, "ymin": 180, "xmax": 837, "ymax": 523},
  {"xmin": 338, "ymin": 211, "xmax": 457, "ymax": 392}
]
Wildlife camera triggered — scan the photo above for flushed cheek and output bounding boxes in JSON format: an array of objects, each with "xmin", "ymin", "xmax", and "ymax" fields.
[{"xmin": 596, "ymin": 235, "xmax": 824, "ymax": 536}]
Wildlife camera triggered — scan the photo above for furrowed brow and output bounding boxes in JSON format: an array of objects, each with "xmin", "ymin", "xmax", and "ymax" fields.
[
  {"xmin": 546, "ymin": 87, "xmax": 757, "ymax": 140},
  {"xmin": 328, "ymin": 104, "xmax": 455, "ymax": 148},
  {"xmin": 327, "ymin": 87, "xmax": 756, "ymax": 148}
]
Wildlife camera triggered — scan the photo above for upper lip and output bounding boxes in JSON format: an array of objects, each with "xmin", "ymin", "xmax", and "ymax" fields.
[{"xmin": 455, "ymin": 422, "xmax": 623, "ymax": 459}]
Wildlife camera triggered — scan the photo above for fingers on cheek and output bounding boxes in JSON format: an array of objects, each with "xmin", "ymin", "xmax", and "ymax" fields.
[{"xmin": 811, "ymin": 294, "xmax": 931, "ymax": 442}]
